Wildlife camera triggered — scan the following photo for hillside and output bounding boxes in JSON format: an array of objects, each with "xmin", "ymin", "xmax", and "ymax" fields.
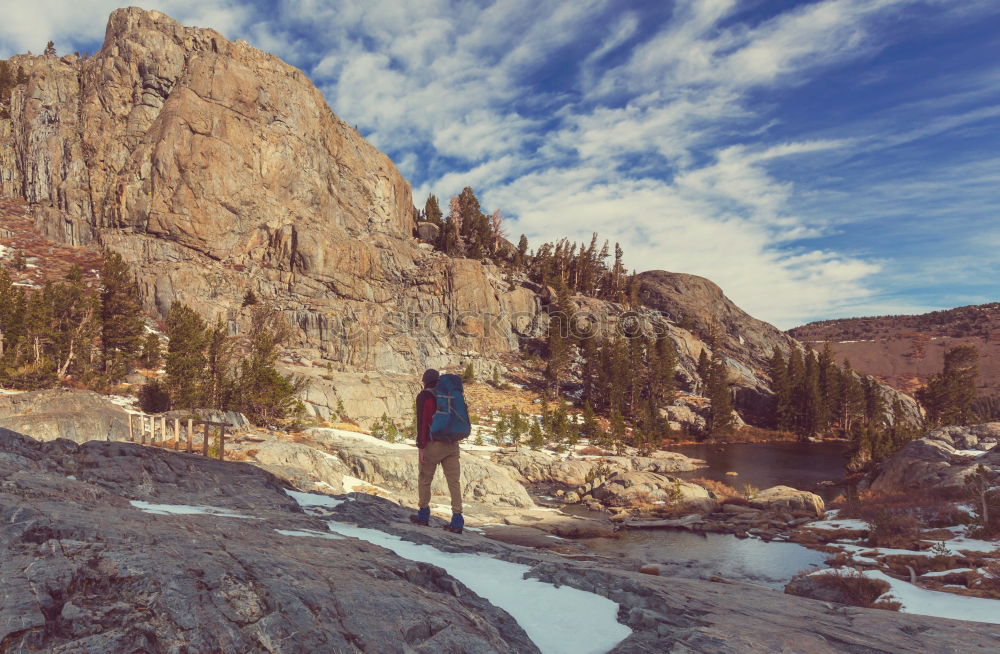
[{"xmin": 788, "ymin": 303, "xmax": 1000, "ymax": 398}]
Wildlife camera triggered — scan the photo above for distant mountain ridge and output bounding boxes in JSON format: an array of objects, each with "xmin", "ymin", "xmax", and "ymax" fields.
[{"xmin": 788, "ymin": 303, "xmax": 1000, "ymax": 398}]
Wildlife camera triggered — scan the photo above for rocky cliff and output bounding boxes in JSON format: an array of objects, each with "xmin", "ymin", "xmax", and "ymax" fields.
[{"xmin": 0, "ymin": 8, "xmax": 539, "ymax": 421}]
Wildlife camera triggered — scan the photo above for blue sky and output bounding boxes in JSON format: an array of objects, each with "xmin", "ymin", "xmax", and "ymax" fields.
[{"xmin": 2, "ymin": 1, "xmax": 999, "ymax": 329}]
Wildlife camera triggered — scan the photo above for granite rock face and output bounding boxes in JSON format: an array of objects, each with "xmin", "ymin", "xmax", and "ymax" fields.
[
  {"xmin": 0, "ymin": 8, "xmax": 921, "ymax": 431},
  {"xmin": 1, "ymin": 9, "xmax": 536, "ymax": 422},
  {"xmin": 590, "ymin": 471, "xmax": 713, "ymax": 510},
  {"xmin": 492, "ymin": 448, "xmax": 704, "ymax": 487},
  {"xmin": 232, "ymin": 427, "xmax": 536, "ymax": 509},
  {"xmin": 0, "ymin": 428, "xmax": 539, "ymax": 653},
  {"xmin": 868, "ymin": 423, "xmax": 1000, "ymax": 493}
]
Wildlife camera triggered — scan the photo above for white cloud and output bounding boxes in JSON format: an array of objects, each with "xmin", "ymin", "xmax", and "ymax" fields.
[{"xmin": 4, "ymin": 0, "xmax": 997, "ymax": 327}]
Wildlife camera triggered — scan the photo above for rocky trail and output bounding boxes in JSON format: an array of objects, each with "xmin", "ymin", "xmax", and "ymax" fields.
[{"xmin": 3, "ymin": 426, "xmax": 1000, "ymax": 653}]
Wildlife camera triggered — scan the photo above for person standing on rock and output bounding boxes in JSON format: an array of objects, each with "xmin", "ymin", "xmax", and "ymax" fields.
[{"xmin": 411, "ymin": 369, "xmax": 469, "ymax": 533}]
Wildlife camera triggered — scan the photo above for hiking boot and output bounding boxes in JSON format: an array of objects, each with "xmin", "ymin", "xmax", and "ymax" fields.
[
  {"xmin": 410, "ymin": 507, "xmax": 430, "ymax": 526},
  {"xmin": 442, "ymin": 513, "xmax": 463, "ymax": 534}
]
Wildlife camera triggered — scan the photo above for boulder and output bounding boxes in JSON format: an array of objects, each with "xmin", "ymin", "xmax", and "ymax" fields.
[
  {"xmin": 590, "ymin": 471, "xmax": 712, "ymax": 509},
  {"xmin": 868, "ymin": 423, "xmax": 1000, "ymax": 493},
  {"xmin": 416, "ymin": 221, "xmax": 440, "ymax": 244},
  {"xmin": 749, "ymin": 486, "xmax": 825, "ymax": 517},
  {"xmin": 0, "ymin": 388, "xmax": 130, "ymax": 443},
  {"xmin": 662, "ymin": 402, "xmax": 707, "ymax": 433},
  {"xmin": 492, "ymin": 449, "xmax": 703, "ymax": 487},
  {"xmin": 305, "ymin": 428, "xmax": 535, "ymax": 509}
]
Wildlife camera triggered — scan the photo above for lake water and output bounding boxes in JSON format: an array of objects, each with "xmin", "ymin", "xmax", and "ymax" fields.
[
  {"xmin": 577, "ymin": 442, "xmax": 849, "ymax": 588},
  {"xmin": 580, "ymin": 530, "xmax": 828, "ymax": 589},
  {"xmin": 668, "ymin": 441, "xmax": 850, "ymax": 502}
]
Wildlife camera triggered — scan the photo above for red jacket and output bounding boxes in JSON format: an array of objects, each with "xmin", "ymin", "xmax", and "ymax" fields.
[{"xmin": 416, "ymin": 388, "xmax": 436, "ymax": 448}]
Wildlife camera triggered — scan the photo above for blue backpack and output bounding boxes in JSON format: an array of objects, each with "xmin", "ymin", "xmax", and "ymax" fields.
[{"xmin": 429, "ymin": 374, "xmax": 471, "ymax": 442}]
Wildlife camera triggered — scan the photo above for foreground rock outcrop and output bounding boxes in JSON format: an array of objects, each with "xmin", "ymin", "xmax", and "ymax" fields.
[
  {"xmin": 868, "ymin": 423, "xmax": 1000, "ymax": 493},
  {"xmin": 0, "ymin": 428, "xmax": 538, "ymax": 653},
  {"xmin": 3, "ymin": 428, "xmax": 999, "ymax": 653}
]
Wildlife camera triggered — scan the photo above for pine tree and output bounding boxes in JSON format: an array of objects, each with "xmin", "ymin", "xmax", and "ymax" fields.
[
  {"xmin": 706, "ymin": 357, "xmax": 735, "ymax": 437},
  {"xmin": 99, "ymin": 252, "xmax": 145, "ymax": 382},
  {"xmin": 493, "ymin": 412, "xmax": 510, "ymax": 446},
  {"xmin": 141, "ymin": 333, "xmax": 161, "ymax": 369},
  {"xmin": 204, "ymin": 318, "xmax": 234, "ymax": 409},
  {"xmin": 528, "ymin": 418, "xmax": 544, "ymax": 450},
  {"xmin": 44, "ymin": 266, "xmax": 99, "ymax": 382},
  {"xmin": 798, "ymin": 350, "xmax": 823, "ymax": 437},
  {"xmin": 579, "ymin": 335, "xmax": 599, "ymax": 404},
  {"xmin": 0, "ymin": 267, "xmax": 26, "ymax": 367},
  {"xmin": 424, "ymin": 194, "xmax": 443, "ymax": 227},
  {"xmin": 917, "ymin": 345, "xmax": 979, "ymax": 427},
  {"xmin": 165, "ymin": 302, "xmax": 208, "ymax": 410},
  {"xmin": 44, "ymin": 41, "xmax": 56, "ymax": 57},
  {"xmin": 648, "ymin": 335, "xmax": 677, "ymax": 410},
  {"xmin": 509, "ymin": 407, "xmax": 525, "ymax": 445},
  {"xmin": 696, "ymin": 349, "xmax": 711, "ymax": 395},
  {"xmin": 234, "ymin": 306, "xmax": 302, "ymax": 424},
  {"xmin": 514, "ymin": 234, "xmax": 529, "ymax": 270},
  {"xmin": 768, "ymin": 349, "xmax": 793, "ymax": 430},
  {"xmin": 462, "ymin": 362, "xmax": 475, "ymax": 383},
  {"xmin": 544, "ymin": 277, "xmax": 575, "ymax": 395},
  {"xmin": 609, "ymin": 408, "xmax": 627, "ymax": 445}
]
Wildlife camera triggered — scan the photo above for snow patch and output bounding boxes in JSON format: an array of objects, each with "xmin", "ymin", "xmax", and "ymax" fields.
[
  {"xmin": 129, "ymin": 500, "xmax": 256, "ymax": 519},
  {"xmin": 807, "ymin": 518, "xmax": 869, "ymax": 531},
  {"xmin": 866, "ymin": 570, "xmax": 1000, "ymax": 624},
  {"xmin": 284, "ymin": 489, "xmax": 347, "ymax": 509},
  {"xmin": 324, "ymin": 521, "xmax": 632, "ymax": 654},
  {"xmin": 275, "ymin": 528, "xmax": 345, "ymax": 540}
]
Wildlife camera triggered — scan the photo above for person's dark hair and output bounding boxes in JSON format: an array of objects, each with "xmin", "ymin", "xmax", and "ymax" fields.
[{"xmin": 422, "ymin": 368, "xmax": 440, "ymax": 388}]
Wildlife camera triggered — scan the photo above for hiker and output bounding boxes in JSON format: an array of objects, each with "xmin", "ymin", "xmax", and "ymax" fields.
[{"xmin": 411, "ymin": 368, "xmax": 470, "ymax": 533}]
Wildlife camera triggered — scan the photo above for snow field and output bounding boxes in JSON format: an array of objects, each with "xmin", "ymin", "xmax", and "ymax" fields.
[{"xmin": 323, "ymin": 520, "xmax": 632, "ymax": 654}]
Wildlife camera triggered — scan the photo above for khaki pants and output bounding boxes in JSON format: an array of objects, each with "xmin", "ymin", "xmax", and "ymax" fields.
[{"xmin": 418, "ymin": 440, "xmax": 462, "ymax": 514}]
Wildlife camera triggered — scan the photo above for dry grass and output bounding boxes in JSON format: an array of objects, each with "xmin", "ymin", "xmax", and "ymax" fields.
[
  {"xmin": 328, "ymin": 421, "xmax": 366, "ymax": 433},
  {"xmin": 980, "ymin": 561, "xmax": 1000, "ymax": 595},
  {"xmin": 804, "ymin": 569, "xmax": 901, "ymax": 611},
  {"xmin": 691, "ymin": 477, "xmax": 745, "ymax": 502},
  {"xmin": 830, "ymin": 488, "xmax": 969, "ymax": 530}
]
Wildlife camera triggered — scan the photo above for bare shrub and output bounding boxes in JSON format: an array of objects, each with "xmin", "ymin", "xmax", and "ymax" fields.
[
  {"xmin": 786, "ymin": 569, "xmax": 900, "ymax": 611},
  {"xmin": 867, "ymin": 509, "xmax": 921, "ymax": 548},
  {"xmin": 831, "ymin": 488, "xmax": 968, "ymax": 530}
]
